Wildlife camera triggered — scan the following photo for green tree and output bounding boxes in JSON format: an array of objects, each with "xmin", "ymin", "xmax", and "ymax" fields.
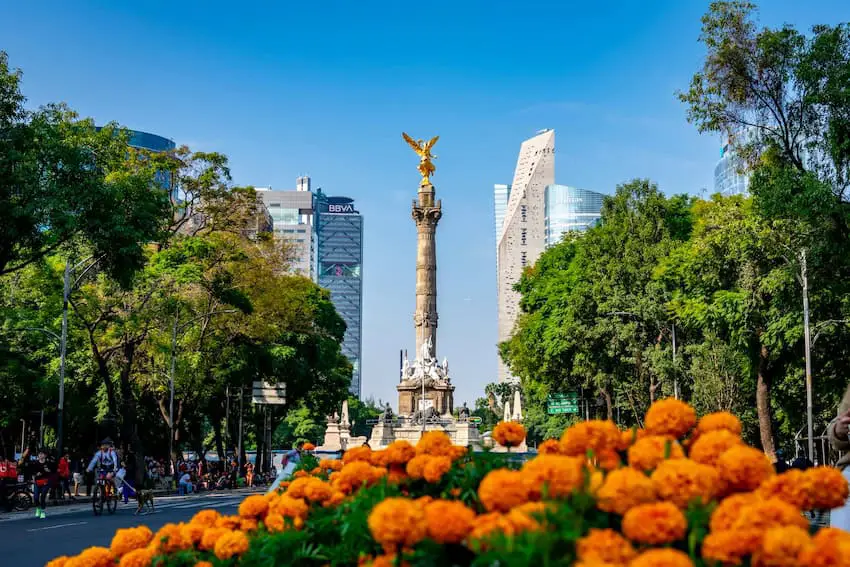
[
  {"xmin": 0, "ymin": 52, "xmax": 168, "ymax": 285},
  {"xmin": 501, "ymin": 180, "xmax": 692, "ymax": 424}
]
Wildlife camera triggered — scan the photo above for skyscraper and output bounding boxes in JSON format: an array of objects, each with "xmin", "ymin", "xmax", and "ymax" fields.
[
  {"xmin": 496, "ymin": 129, "xmax": 555, "ymax": 383},
  {"xmin": 493, "ymin": 184, "xmax": 511, "ymax": 272},
  {"xmin": 544, "ymin": 185, "xmax": 604, "ymax": 246},
  {"xmin": 714, "ymin": 128, "xmax": 756, "ymax": 197},
  {"xmin": 255, "ymin": 179, "xmax": 317, "ymax": 278},
  {"xmin": 316, "ymin": 192, "xmax": 364, "ymax": 398}
]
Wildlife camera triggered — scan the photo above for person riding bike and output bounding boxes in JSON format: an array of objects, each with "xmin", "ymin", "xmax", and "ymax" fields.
[{"xmin": 86, "ymin": 438, "xmax": 119, "ymax": 496}]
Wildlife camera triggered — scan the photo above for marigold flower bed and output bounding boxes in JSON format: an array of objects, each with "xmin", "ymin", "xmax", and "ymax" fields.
[{"xmin": 47, "ymin": 399, "xmax": 850, "ymax": 566}]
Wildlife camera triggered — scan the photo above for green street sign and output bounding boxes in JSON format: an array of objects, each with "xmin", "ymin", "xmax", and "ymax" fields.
[
  {"xmin": 468, "ymin": 416, "xmax": 482, "ymax": 424},
  {"xmin": 547, "ymin": 392, "xmax": 579, "ymax": 415}
]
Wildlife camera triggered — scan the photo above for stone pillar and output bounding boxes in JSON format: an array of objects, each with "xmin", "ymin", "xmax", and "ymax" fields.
[{"xmin": 412, "ymin": 183, "xmax": 441, "ymax": 359}]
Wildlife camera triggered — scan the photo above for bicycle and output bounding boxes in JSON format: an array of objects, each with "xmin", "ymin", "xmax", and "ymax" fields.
[{"xmin": 92, "ymin": 472, "xmax": 118, "ymax": 516}]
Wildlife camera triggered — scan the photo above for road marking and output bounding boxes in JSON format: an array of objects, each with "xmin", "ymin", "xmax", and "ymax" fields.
[
  {"xmin": 27, "ymin": 521, "xmax": 88, "ymax": 532},
  {"xmin": 172, "ymin": 499, "xmax": 242, "ymax": 510}
]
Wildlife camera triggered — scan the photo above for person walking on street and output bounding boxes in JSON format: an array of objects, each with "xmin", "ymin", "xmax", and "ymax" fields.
[
  {"xmin": 30, "ymin": 449, "xmax": 53, "ymax": 519},
  {"xmin": 121, "ymin": 451, "xmax": 137, "ymax": 504},
  {"xmin": 827, "ymin": 385, "xmax": 850, "ymax": 529},
  {"xmin": 72, "ymin": 456, "xmax": 84, "ymax": 497},
  {"xmin": 58, "ymin": 452, "xmax": 74, "ymax": 500}
]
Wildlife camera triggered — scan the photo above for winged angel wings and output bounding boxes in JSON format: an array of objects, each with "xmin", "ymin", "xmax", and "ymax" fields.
[{"xmin": 402, "ymin": 132, "xmax": 439, "ymax": 185}]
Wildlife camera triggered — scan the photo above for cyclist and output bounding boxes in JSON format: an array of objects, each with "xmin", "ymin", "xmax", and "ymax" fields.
[{"xmin": 87, "ymin": 438, "xmax": 119, "ymax": 496}]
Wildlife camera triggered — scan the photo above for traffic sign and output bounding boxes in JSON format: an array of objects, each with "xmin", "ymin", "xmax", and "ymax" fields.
[
  {"xmin": 252, "ymin": 381, "xmax": 286, "ymax": 405},
  {"xmin": 468, "ymin": 416, "xmax": 482, "ymax": 425},
  {"xmin": 547, "ymin": 392, "xmax": 579, "ymax": 415}
]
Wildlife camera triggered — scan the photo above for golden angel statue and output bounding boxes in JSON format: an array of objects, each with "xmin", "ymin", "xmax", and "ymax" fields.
[{"xmin": 402, "ymin": 132, "xmax": 439, "ymax": 185}]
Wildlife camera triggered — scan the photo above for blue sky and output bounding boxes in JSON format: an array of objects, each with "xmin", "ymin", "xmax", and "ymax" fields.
[{"xmin": 3, "ymin": 1, "xmax": 847, "ymax": 408}]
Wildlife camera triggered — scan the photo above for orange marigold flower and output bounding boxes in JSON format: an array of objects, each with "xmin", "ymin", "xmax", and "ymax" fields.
[
  {"xmin": 46, "ymin": 558, "xmax": 69, "ymax": 567},
  {"xmin": 631, "ymin": 548, "xmax": 694, "ymax": 567},
  {"xmin": 423, "ymin": 455, "xmax": 452, "ymax": 483},
  {"xmin": 192, "ymin": 509, "xmax": 222, "ymax": 527},
  {"xmin": 214, "ymin": 514, "xmax": 241, "ymax": 529},
  {"xmin": 151, "ymin": 523, "xmax": 192, "ymax": 554},
  {"xmin": 214, "ymin": 529, "xmax": 250, "ymax": 560},
  {"xmin": 293, "ymin": 470, "xmax": 308, "ymax": 478},
  {"xmin": 285, "ymin": 476, "xmax": 312, "ymax": 499},
  {"xmin": 367, "ymin": 498, "xmax": 427, "ymax": 551},
  {"xmin": 521, "ymin": 455, "xmax": 587, "ymax": 500},
  {"xmin": 343, "ymin": 445, "xmax": 373, "ymax": 464},
  {"xmin": 310, "ymin": 467, "xmax": 323, "ymax": 475},
  {"xmin": 302, "ymin": 442, "xmax": 316, "ymax": 451},
  {"xmin": 756, "ymin": 470, "xmax": 811, "ymax": 510},
  {"xmin": 271, "ymin": 494, "xmax": 309, "ymax": 519},
  {"xmin": 334, "ymin": 461, "xmax": 375, "ymax": 493},
  {"xmin": 66, "ymin": 547, "xmax": 113, "ymax": 567},
  {"xmin": 717, "ymin": 445, "xmax": 775, "ymax": 494},
  {"xmin": 621, "ymin": 502, "xmax": 687, "ymax": 545},
  {"xmin": 479, "ymin": 469, "xmax": 531, "ymax": 512},
  {"xmin": 239, "ymin": 517, "xmax": 258, "ymax": 532},
  {"xmin": 709, "ymin": 492, "xmax": 758, "ymax": 532},
  {"xmin": 387, "ymin": 465, "xmax": 407, "ymax": 484},
  {"xmin": 696, "ymin": 411, "xmax": 742, "ymax": 437},
  {"xmin": 181, "ymin": 522, "xmax": 206, "ymax": 546},
  {"xmin": 423, "ymin": 499, "xmax": 475, "ymax": 544},
  {"xmin": 538, "ymin": 439, "xmax": 562, "ymax": 455},
  {"xmin": 370, "ymin": 450, "xmax": 389, "ymax": 467},
  {"xmin": 645, "ymin": 398, "xmax": 697, "ymax": 439},
  {"xmin": 319, "ymin": 458, "xmax": 343, "ymax": 471},
  {"xmin": 264, "ymin": 512, "xmax": 285, "ymax": 533},
  {"xmin": 385, "ymin": 440, "xmax": 417, "ymax": 466},
  {"xmin": 651, "ymin": 459, "xmax": 719, "ymax": 508},
  {"xmin": 467, "ymin": 512, "xmax": 517, "ymax": 548},
  {"xmin": 406, "ymin": 454, "xmax": 431, "ymax": 479},
  {"xmin": 117, "ymin": 547, "xmax": 154, "ymax": 567},
  {"xmin": 616, "ymin": 428, "xmax": 645, "ymax": 451},
  {"xmin": 493, "ymin": 421, "xmax": 526, "ymax": 447},
  {"xmin": 195, "ymin": 563, "xmax": 214, "ymax": 567},
  {"xmin": 199, "ymin": 527, "xmax": 230, "ymax": 551},
  {"xmin": 326, "ymin": 490, "xmax": 346, "ymax": 507},
  {"xmin": 560, "ymin": 420, "xmax": 621, "ymax": 456},
  {"xmin": 596, "ymin": 467, "xmax": 657, "ymax": 515},
  {"xmin": 732, "ymin": 497, "xmax": 809, "ymax": 533},
  {"xmin": 111, "ymin": 526, "xmax": 153, "ymax": 557},
  {"xmin": 416, "ymin": 430, "xmax": 453, "ymax": 456},
  {"xmin": 627, "ymin": 435, "xmax": 685, "ymax": 472},
  {"xmin": 799, "ymin": 527, "xmax": 850, "ymax": 567},
  {"xmin": 689, "ymin": 430, "xmax": 742, "ymax": 467},
  {"xmin": 238, "ymin": 494, "xmax": 269, "ymax": 518},
  {"xmin": 753, "ymin": 525, "xmax": 811, "ymax": 567},
  {"xmin": 576, "ymin": 528, "xmax": 636, "ymax": 564},
  {"xmin": 802, "ymin": 466, "xmax": 849, "ymax": 510},
  {"xmin": 365, "ymin": 554, "xmax": 411, "ymax": 567},
  {"xmin": 594, "ymin": 449, "xmax": 621, "ymax": 471},
  {"xmin": 504, "ymin": 507, "xmax": 542, "ymax": 533},
  {"xmin": 702, "ymin": 528, "xmax": 763, "ymax": 566},
  {"xmin": 448, "ymin": 445, "xmax": 468, "ymax": 461},
  {"xmin": 303, "ymin": 478, "xmax": 334, "ymax": 503}
]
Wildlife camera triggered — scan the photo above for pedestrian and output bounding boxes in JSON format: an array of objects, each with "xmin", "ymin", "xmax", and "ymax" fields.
[
  {"xmin": 30, "ymin": 449, "xmax": 53, "ymax": 519},
  {"xmin": 827, "ymin": 387, "xmax": 850, "ymax": 529},
  {"xmin": 58, "ymin": 451, "xmax": 73, "ymax": 500},
  {"xmin": 178, "ymin": 471, "xmax": 193, "ymax": 495},
  {"xmin": 72, "ymin": 455, "xmax": 84, "ymax": 497},
  {"xmin": 121, "ymin": 451, "xmax": 137, "ymax": 504}
]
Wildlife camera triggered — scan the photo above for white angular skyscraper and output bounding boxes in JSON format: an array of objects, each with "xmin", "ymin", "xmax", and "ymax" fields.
[{"xmin": 496, "ymin": 129, "xmax": 555, "ymax": 383}]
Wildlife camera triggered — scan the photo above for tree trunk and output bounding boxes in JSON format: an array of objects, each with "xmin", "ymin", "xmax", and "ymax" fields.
[
  {"xmin": 756, "ymin": 341, "xmax": 776, "ymax": 460},
  {"xmin": 600, "ymin": 387, "xmax": 613, "ymax": 421},
  {"xmin": 117, "ymin": 342, "xmax": 145, "ymax": 490}
]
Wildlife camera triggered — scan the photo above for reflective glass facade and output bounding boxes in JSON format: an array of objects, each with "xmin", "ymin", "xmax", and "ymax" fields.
[
  {"xmin": 544, "ymin": 185, "xmax": 604, "ymax": 246},
  {"xmin": 316, "ymin": 195, "xmax": 364, "ymax": 398},
  {"xmin": 127, "ymin": 131, "xmax": 176, "ymax": 153},
  {"xmin": 714, "ymin": 143, "xmax": 750, "ymax": 196}
]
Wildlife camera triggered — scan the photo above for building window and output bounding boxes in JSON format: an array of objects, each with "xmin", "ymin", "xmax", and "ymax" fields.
[
  {"xmin": 521, "ymin": 228, "xmax": 527, "ymax": 245},
  {"xmin": 521, "ymin": 205, "xmax": 527, "ymax": 222},
  {"xmin": 521, "ymin": 252, "xmax": 527, "ymax": 267}
]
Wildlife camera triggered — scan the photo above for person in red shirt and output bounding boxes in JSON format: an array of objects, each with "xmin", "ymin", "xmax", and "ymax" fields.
[{"xmin": 57, "ymin": 452, "xmax": 73, "ymax": 500}]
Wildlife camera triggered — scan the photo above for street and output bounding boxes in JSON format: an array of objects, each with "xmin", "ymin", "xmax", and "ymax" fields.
[{"xmin": 0, "ymin": 490, "xmax": 257, "ymax": 566}]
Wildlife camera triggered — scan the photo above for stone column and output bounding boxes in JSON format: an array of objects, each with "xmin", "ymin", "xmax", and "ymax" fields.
[{"xmin": 411, "ymin": 182, "xmax": 441, "ymax": 359}]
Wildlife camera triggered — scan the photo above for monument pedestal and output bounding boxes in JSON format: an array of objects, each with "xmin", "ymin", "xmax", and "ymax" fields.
[
  {"xmin": 318, "ymin": 421, "xmax": 342, "ymax": 452},
  {"xmin": 368, "ymin": 422, "xmax": 396, "ymax": 449}
]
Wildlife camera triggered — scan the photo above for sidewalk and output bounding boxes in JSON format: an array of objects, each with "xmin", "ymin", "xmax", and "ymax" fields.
[{"xmin": 0, "ymin": 487, "xmax": 259, "ymax": 523}]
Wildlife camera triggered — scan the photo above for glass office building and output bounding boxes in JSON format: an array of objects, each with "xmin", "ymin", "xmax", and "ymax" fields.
[
  {"xmin": 316, "ymin": 193, "xmax": 364, "ymax": 398},
  {"xmin": 544, "ymin": 185, "xmax": 604, "ymax": 246},
  {"xmin": 714, "ymin": 142, "xmax": 750, "ymax": 196}
]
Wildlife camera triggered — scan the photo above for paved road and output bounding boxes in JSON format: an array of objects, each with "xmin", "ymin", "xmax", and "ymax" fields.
[{"xmin": 0, "ymin": 490, "xmax": 258, "ymax": 566}]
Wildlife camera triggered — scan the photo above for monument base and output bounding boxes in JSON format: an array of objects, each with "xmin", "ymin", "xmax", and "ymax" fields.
[
  {"xmin": 490, "ymin": 440, "xmax": 529, "ymax": 453},
  {"xmin": 367, "ymin": 418, "xmax": 481, "ymax": 449}
]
